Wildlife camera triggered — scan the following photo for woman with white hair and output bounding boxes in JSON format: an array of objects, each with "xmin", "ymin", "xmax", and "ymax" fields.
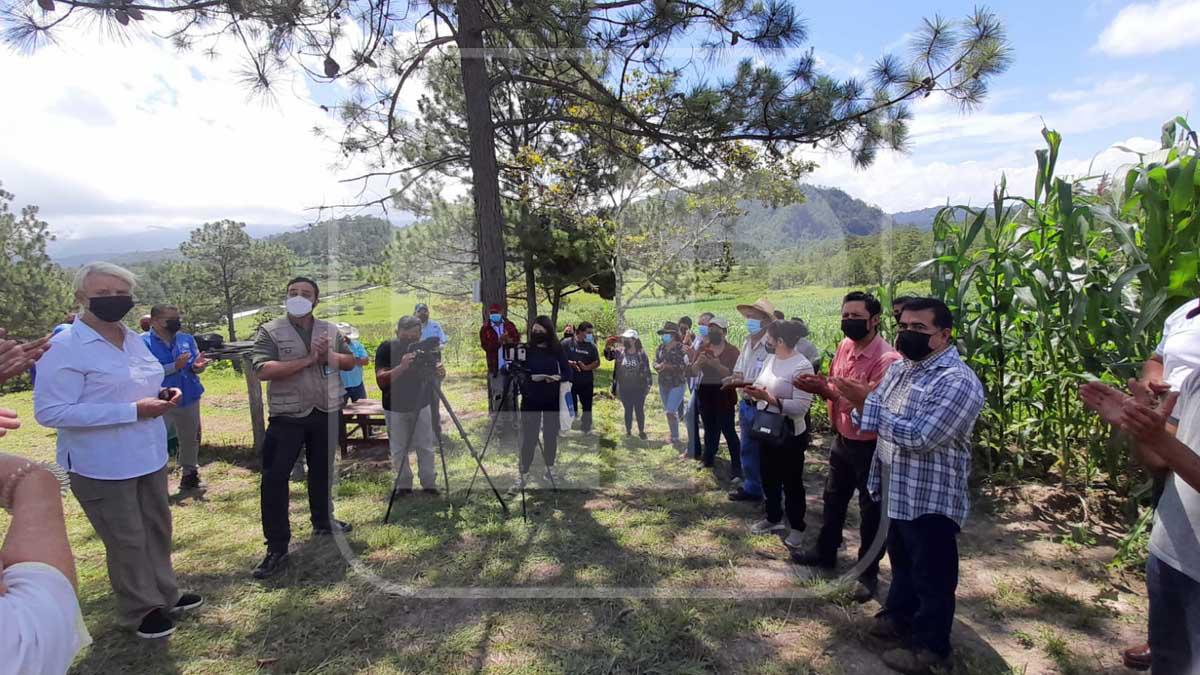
[{"xmin": 33, "ymin": 262, "xmax": 202, "ymax": 640}]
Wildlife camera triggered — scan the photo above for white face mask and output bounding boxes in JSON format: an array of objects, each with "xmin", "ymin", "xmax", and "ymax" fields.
[{"xmin": 286, "ymin": 295, "xmax": 313, "ymax": 317}]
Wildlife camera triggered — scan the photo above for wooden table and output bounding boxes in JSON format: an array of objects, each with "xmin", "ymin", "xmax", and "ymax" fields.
[{"xmin": 339, "ymin": 399, "xmax": 387, "ymax": 456}]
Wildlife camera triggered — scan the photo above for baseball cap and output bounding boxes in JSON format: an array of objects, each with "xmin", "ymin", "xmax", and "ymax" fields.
[
  {"xmin": 707, "ymin": 317, "xmax": 729, "ymax": 331},
  {"xmin": 415, "ymin": 302, "xmax": 429, "ymax": 312}
]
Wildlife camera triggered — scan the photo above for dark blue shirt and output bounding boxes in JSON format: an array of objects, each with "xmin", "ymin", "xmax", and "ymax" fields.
[
  {"xmin": 519, "ymin": 345, "xmax": 572, "ymax": 411},
  {"xmin": 143, "ymin": 330, "xmax": 205, "ymax": 408}
]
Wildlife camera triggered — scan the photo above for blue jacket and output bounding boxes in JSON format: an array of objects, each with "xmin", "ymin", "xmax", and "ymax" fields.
[{"xmin": 143, "ymin": 330, "xmax": 205, "ymax": 407}]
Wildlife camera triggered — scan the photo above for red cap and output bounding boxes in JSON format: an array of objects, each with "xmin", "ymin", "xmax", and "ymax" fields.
[{"xmin": 488, "ymin": 303, "xmax": 502, "ymax": 313}]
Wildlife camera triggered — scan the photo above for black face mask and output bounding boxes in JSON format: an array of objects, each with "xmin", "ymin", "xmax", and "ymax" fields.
[
  {"xmin": 896, "ymin": 330, "xmax": 935, "ymax": 361},
  {"xmin": 709, "ymin": 334, "xmax": 723, "ymax": 346},
  {"xmin": 841, "ymin": 318, "xmax": 870, "ymax": 341},
  {"xmin": 89, "ymin": 295, "xmax": 135, "ymax": 323},
  {"xmin": 165, "ymin": 319, "xmax": 183, "ymax": 333},
  {"xmin": 532, "ymin": 332, "xmax": 549, "ymax": 346},
  {"xmin": 765, "ymin": 340, "xmax": 777, "ymax": 355}
]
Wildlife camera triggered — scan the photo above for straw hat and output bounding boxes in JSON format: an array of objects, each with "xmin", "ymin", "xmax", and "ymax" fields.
[{"xmin": 736, "ymin": 297, "xmax": 777, "ymax": 319}]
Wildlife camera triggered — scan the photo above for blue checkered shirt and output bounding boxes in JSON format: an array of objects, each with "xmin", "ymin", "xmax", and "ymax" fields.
[{"xmin": 855, "ymin": 346, "xmax": 984, "ymax": 526}]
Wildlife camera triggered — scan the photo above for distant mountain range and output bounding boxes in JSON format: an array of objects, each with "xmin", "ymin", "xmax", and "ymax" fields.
[
  {"xmin": 48, "ymin": 218, "xmax": 409, "ymax": 268},
  {"xmin": 47, "ymin": 188, "xmax": 945, "ymax": 267},
  {"xmin": 730, "ymin": 185, "xmax": 942, "ymax": 251}
]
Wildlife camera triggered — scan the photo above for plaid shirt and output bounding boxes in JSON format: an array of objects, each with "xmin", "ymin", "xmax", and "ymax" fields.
[{"xmin": 855, "ymin": 346, "xmax": 984, "ymax": 526}]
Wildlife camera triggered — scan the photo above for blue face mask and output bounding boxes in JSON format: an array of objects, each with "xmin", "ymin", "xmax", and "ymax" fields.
[
  {"xmin": 698, "ymin": 325, "xmax": 709, "ymax": 338},
  {"xmin": 584, "ymin": 334, "xmax": 594, "ymax": 343},
  {"xmin": 489, "ymin": 313, "xmax": 502, "ymax": 323},
  {"xmin": 661, "ymin": 334, "xmax": 672, "ymax": 345},
  {"xmin": 746, "ymin": 318, "xmax": 762, "ymax": 334}
]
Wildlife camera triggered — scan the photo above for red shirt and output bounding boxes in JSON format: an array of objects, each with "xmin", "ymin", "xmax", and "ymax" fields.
[{"xmin": 829, "ymin": 335, "xmax": 901, "ymax": 440}]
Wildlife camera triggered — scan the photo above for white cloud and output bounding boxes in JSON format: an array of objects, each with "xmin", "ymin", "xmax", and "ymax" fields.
[
  {"xmin": 0, "ymin": 28, "xmax": 428, "ymax": 240},
  {"xmin": 1095, "ymin": 0, "xmax": 1200, "ymax": 56},
  {"xmin": 802, "ymin": 135, "xmax": 1161, "ymax": 213}
]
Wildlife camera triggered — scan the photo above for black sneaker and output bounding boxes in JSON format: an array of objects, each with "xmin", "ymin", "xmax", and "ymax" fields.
[
  {"xmin": 727, "ymin": 488, "xmax": 762, "ymax": 502},
  {"xmin": 313, "ymin": 519, "xmax": 353, "ymax": 536},
  {"xmin": 179, "ymin": 472, "xmax": 203, "ymax": 491},
  {"xmin": 136, "ymin": 608, "xmax": 177, "ymax": 639},
  {"xmin": 392, "ymin": 487, "xmax": 414, "ymax": 498},
  {"xmin": 421, "ymin": 487, "xmax": 440, "ymax": 496},
  {"xmin": 171, "ymin": 593, "xmax": 204, "ymax": 614},
  {"xmin": 638, "ymin": 431, "xmax": 648, "ymax": 440},
  {"xmin": 852, "ymin": 578, "xmax": 878, "ymax": 604},
  {"xmin": 252, "ymin": 551, "xmax": 290, "ymax": 579},
  {"xmin": 789, "ymin": 546, "xmax": 836, "ymax": 569}
]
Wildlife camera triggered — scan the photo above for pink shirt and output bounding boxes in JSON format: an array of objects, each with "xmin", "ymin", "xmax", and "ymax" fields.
[{"xmin": 828, "ymin": 335, "xmax": 901, "ymax": 441}]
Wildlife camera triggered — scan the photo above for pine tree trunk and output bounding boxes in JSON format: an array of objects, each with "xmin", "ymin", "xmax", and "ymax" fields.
[
  {"xmin": 614, "ymin": 223, "xmax": 625, "ymax": 330},
  {"xmin": 457, "ymin": 0, "xmax": 507, "ymax": 321}
]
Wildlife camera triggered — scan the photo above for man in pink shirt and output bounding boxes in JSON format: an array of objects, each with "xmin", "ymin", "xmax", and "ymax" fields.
[{"xmin": 793, "ymin": 291, "xmax": 901, "ymax": 602}]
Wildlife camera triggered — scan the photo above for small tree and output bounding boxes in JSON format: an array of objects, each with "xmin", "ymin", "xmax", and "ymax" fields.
[
  {"xmin": 0, "ymin": 182, "xmax": 71, "ymax": 338},
  {"xmin": 179, "ymin": 220, "xmax": 294, "ymax": 341}
]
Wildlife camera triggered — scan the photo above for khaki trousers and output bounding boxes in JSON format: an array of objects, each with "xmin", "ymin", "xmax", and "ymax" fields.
[
  {"xmin": 70, "ymin": 466, "xmax": 180, "ymax": 627},
  {"xmin": 164, "ymin": 403, "xmax": 202, "ymax": 471}
]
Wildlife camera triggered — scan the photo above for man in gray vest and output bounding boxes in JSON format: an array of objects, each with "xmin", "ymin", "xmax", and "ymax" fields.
[{"xmin": 250, "ymin": 277, "xmax": 356, "ymax": 579}]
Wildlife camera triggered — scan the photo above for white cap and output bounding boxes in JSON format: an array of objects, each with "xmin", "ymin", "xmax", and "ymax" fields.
[
  {"xmin": 621, "ymin": 329, "xmax": 639, "ymax": 339},
  {"xmin": 336, "ymin": 322, "xmax": 360, "ymax": 340}
]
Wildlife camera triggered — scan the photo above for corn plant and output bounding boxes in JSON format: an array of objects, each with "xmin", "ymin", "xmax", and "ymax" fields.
[{"xmin": 923, "ymin": 118, "xmax": 1200, "ymax": 491}]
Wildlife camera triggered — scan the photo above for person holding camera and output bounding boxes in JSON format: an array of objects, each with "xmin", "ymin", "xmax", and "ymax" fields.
[
  {"xmin": 143, "ymin": 304, "xmax": 210, "ymax": 492},
  {"xmin": 376, "ymin": 316, "xmax": 445, "ymax": 497},
  {"xmin": 563, "ymin": 321, "xmax": 601, "ymax": 434},
  {"xmin": 515, "ymin": 316, "xmax": 572, "ymax": 490},
  {"xmin": 33, "ymin": 262, "xmax": 202, "ymax": 639},
  {"xmin": 605, "ymin": 329, "xmax": 652, "ymax": 439},
  {"xmin": 250, "ymin": 277, "xmax": 356, "ymax": 580}
]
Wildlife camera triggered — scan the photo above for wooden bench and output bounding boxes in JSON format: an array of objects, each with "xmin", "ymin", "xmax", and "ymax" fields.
[{"xmin": 339, "ymin": 399, "xmax": 388, "ymax": 456}]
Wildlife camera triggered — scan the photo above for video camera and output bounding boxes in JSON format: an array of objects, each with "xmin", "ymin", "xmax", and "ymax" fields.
[
  {"xmin": 501, "ymin": 342, "xmax": 529, "ymax": 371},
  {"xmin": 195, "ymin": 333, "xmax": 224, "ymax": 352},
  {"xmin": 403, "ymin": 336, "xmax": 443, "ymax": 372}
]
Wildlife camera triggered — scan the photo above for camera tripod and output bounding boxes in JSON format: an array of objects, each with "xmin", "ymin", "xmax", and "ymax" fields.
[
  {"xmin": 464, "ymin": 365, "xmax": 559, "ymax": 522},
  {"xmin": 382, "ymin": 378, "xmax": 510, "ymax": 523}
]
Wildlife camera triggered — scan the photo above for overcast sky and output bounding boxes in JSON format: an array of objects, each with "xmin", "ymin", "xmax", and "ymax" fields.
[{"xmin": 0, "ymin": 0, "xmax": 1196, "ymax": 242}]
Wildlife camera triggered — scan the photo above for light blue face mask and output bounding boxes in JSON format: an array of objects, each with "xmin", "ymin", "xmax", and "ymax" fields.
[
  {"xmin": 584, "ymin": 334, "xmax": 594, "ymax": 343},
  {"xmin": 746, "ymin": 318, "xmax": 762, "ymax": 334},
  {"xmin": 661, "ymin": 333, "xmax": 672, "ymax": 345},
  {"xmin": 489, "ymin": 313, "xmax": 502, "ymax": 323},
  {"xmin": 698, "ymin": 325, "xmax": 709, "ymax": 338}
]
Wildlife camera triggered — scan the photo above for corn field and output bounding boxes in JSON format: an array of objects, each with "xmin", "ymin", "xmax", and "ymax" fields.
[{"xmin": 926, "ymin": 118, "xmax": 1200, "ymax": 495}]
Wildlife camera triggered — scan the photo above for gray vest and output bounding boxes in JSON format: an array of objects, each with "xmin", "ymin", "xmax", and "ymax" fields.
[{"xmin": 262, "ymin": 316, "xmax": 344, "ymax": 417}]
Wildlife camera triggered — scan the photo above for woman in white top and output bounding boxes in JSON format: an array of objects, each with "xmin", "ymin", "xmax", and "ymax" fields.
[
  {"xmin": 33, "ymin": 262, "xmax": 202, "ymax": 640},
  {"xmin": 743, "ymin": 320, "xmax": 815, "ymax": 548}
]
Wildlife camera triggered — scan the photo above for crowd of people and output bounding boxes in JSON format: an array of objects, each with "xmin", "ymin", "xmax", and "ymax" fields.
[{"xmin": 0, "ymin": 259, "xmax": 1197, "ymax": 675}]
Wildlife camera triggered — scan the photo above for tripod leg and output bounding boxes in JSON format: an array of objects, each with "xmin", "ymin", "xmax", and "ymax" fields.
[
  {"xmin": 464, "ymin": 373, "xmax": 516, "ymax": 502},
  {"xmin": 437, "ymin": 425, "xmax": 450, "ymax": 498},
  {"xmin": 436, "ymin": 385, "xmax": 509, "ymax": 516}
]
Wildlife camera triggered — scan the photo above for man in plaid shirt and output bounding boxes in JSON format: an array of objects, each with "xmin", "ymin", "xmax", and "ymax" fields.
[{"xmin": 835, "ymin": 297, "xmax": 984, "ymax": 674}]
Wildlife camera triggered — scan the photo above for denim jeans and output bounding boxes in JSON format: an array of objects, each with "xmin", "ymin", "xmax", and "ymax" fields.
[
  {"xmin": 1147, "ymin": 552, "xmax": 1200, "ymax": 674},
  {"xmin": 883, "ymin": 513, "xmax": 960, "ymax": 657},
  {"xmin": 686, "ymin": 383, "xmax": 702, "ymax": 458},
  {"xmin": 659, "ymin": 382, "xmax": 684, "ymax": 441},
  {"xmin": 738, "ymin": 400, "xmax": 763, "ymax": 497}
]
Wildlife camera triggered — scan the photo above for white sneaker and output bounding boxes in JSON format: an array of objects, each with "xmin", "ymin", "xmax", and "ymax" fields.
[
  {"xmin": 750, "ymin": 519, "xmax": 786, "ymax": 535},
  {"xmin": 730, "ymin": 477, "xmax": 743, "ymax": 488},
  {"xmin": 784, "ymin": 529, "xmax": 805, "ymax": 548}
]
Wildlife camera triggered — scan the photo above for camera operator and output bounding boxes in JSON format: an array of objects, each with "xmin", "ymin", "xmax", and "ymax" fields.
[
  {"xmin": 376, "ymin": 316, "xmax": 445, "ymax": 497},
  {"xmin": 514, "ymin": 316, "xmax": 572, "ymax": 490}
]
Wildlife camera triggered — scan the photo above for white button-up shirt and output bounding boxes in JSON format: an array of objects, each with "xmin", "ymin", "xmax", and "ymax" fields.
[{"xmin": 34, "ymin": 320, "xmax": 168, "ymax": 480}]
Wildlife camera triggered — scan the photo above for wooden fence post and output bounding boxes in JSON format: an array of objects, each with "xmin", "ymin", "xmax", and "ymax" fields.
[{"xmin": 242, "ymin": 353, "xmax": 266, "ymax": 451}]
